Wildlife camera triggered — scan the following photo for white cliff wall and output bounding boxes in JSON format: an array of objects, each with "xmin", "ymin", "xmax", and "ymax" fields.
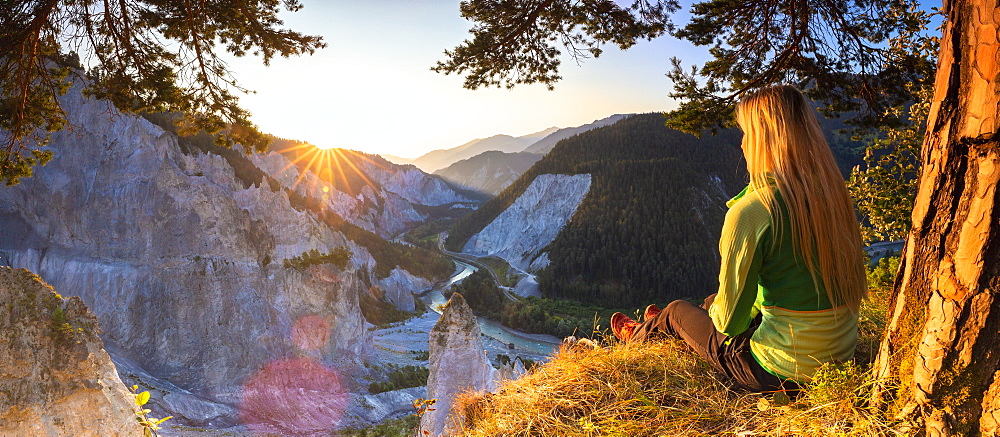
[
  {"xmin": 462, "ymin": 173, "xmax": 592, "ymax": 270},
  {"xmin": 0, "ymin": 82, "xmax": 382, "ymax": 429}
]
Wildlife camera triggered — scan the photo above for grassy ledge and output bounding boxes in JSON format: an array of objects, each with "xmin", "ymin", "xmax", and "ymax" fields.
[
  {"xmin": 449, "ymin": 257, "xmax": 899, "ymax": 437},
  {"xmin": 455, "ymin": 339, "xmax": 896, "ymax": 437}
]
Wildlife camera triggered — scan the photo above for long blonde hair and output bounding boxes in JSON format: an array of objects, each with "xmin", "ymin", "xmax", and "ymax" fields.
[{"xmin": 735, "ymin": 85, "xmax": 867, "ymax": 311}]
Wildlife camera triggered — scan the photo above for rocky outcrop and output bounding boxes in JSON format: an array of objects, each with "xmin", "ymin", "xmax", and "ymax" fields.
[
  {"xmin": 0, "ymin": 267, "xmax": 141, "ymax": 436},
  {"xmin": 462, "ymin": 174, "xmax": 592, "ymax": 271},
  {"xmin": 375, "ymin": 268, "xmax": 432, "ymax": 313},
  {"xmin": 420, "ymin": 294, "xmax": 496, "ymax": 437}
]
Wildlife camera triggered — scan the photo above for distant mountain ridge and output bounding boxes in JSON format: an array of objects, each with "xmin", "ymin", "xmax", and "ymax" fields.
[
  {"xmin": 430, "ymin": 115, "xmax": 631, "ymax": 195},
  {"xmin": 433, "ymin": 151, "xmax": 544, "ymax": 196},
  {"xmin": 388, "ymin": 127, "xmax": 559, "ymax": 173},
  {"xmin": 522, "ymin": 114, "xmax": 629, "ymax": 154}
]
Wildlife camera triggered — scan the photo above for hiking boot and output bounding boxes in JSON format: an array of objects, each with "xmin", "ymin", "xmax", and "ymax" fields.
[
  {"xmin": 610, "ymin": 312, "xmax": 639, "ymax": 342},
  {"xmin": 643, "ymin": 304, "xmax": 661, "ymax": 322}
]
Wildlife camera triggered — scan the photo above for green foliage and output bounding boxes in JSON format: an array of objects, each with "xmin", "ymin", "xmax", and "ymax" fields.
[
  {"xmin": 500, "ymin": 297, "xmax": 623, "ymax": 339},
  {"xmin": 461, "ymin": 333, "xmax": 897, "ymax": 436},
  {"xmin": 286, "ymin": 190, "xmax": 452, "ymax": 280},
  {"xmin": 449, "ymin": 113, "xmax": 863, "ymax": 309},
  {"xmin": 368, "ymin": 364, "xmax": 430, "ymax": 394},
  {"xmin": 478, "ymin": 257, "xmax": 520, "ymax": 288},
  {"xmin": 143, "ymin": 112, "xmax": 286, "ymax": 191},
  {"xmin": 441, "ymin": 1, "xmax": 935, "ymax": 135},
  {"xmin": 359, "ymin": 287, "xmax": 423, "ymax": 328},
  {"xmin": 664, "ymin": 1, "xmax": 936, "ymax": 134},
  {"xmin": 282, "ymin": 247, "xmax": 352, "ymax": 270},
  {"xmin": 848, "ymin": 19, "xmax": 936, "ymax": 243},
  {"xmin": 856, "ymin": 255, "xmax": 900, "ymax": 365},
  {"xmin": 445, "ymin": 270, "xmax": 506, "ymax": 318},
  {"xmin": 335, "ymin": 414, "xmax": 420, "ymax": 437},
  {"xmin": 49, "ymin": 305, "xmax": 73, "ymax": 337},
  {"xmin": 1, "ymin": 1, "xmax": 325, "ymax": 185},
  {"xmin": 151, "ymin": 113, "xmax": 454, "ymax": 282},
  {"xmin": 403, "ymin": 219, "xmax": 453, "ymax": 250},
  {"xmin": 496, "ymin": 354, "xmax": 538, "ymax": 371},
  {"xmin": 446, "ymin": 267, "xmax": 624, "ymax": 338},
  {"xmin": 130, "ymin": 385, "xmax": 171, "ymax": 436},
  {"xmin": 434, "ymin": 1, "xmax": 674, "ymax": 90}
]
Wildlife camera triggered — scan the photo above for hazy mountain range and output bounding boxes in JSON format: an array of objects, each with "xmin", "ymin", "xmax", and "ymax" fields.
[
  {"xmin": 384, "ymin": 115, "xmax": 631, "ymax": 195},
  {"xmin": 383, "ymin": 127, "xmax": 558, "ymax": 173}
]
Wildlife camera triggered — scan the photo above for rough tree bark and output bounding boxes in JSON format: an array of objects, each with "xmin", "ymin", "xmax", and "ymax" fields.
[{"xmin": 873, "ymin": 0, "xmax": 1000, "ymax": 435}]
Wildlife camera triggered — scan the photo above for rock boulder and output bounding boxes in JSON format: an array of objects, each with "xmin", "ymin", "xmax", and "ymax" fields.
[
  {"xmin": 0, "ymin": 267, "xmax": 142, "ymax": 436},
  {"xmin": 419, "ymin": 293, "xmax": 496, "ymax": 436}
]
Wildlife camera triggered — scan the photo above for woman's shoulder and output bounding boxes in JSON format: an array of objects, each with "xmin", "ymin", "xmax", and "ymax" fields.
[
  {"xmin": 727, "ymin": 188, "xmax": 769, "ymax": 216},
  {"xmin": 724, "ymin": 189, "xmax": 772, "ymax": 233}
]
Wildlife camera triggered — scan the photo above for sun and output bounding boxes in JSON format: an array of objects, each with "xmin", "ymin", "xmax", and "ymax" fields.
[{"xmin": 270, "ymin": 142, "xmax": 386, "ymax": 198}]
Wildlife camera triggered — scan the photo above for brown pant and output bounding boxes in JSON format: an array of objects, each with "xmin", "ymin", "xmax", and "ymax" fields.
[{"xmin": 629, "ymin": 294, "xmax": 799, "ymax": 394}]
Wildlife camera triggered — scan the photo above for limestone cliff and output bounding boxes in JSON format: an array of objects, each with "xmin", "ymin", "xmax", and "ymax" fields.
[
  {"xmin": 0, "ymin": 81, "xmax": 461, "ymax": 431},
  {"xmin": 420, "ymin": 293, "xmax": 496, "ymax": 437},
  {"xmin": 462, "ymin": 173, "xmax": 592, "ymax": 271},
  {"xmin": 0, "ymin": 267, "xmax": 141, "ymax": 437}
]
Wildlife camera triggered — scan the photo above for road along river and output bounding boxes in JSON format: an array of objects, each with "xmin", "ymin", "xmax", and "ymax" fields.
[{"xmin": 419, "ymin": 261, "xmax": 561, "ymax": 357}]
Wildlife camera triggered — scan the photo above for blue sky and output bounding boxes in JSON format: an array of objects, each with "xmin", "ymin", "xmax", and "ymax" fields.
[{"xmin": 224, "ymin": 1, "xmax": 709, "ymax": 157}]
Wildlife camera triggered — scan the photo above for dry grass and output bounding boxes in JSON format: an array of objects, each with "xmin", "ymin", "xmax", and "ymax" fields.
[
  {"xmin": 454, "ymin": 336, "xmax": 899, "ymax": 436},
  {"xmin": 448, "ymin": 263, "xmax": 901, "ymax": 437}
]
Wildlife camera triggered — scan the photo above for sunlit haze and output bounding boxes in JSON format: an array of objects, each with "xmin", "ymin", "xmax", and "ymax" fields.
[{"xmin": 222, "ymin": 0, "xmax": 709, "ymax": 158}]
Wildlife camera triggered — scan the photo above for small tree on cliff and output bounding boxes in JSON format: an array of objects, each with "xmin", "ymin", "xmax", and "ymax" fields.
[
  {"xmin": 0, "ymin": 0, "xmax": 325, "ymax": 185},
  {"xmin": 439, "ymin": 0, "xmax": 999, "ymax": 434}
]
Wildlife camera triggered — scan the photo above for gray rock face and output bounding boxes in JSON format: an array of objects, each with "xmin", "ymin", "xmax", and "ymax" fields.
[
  {"xmin": 375, "ymin": 268, "xmax": 431, "ymax": 313},
  {"xmin": 463, "ymin": 173, "xmax": 592, "ymax": 271},
  {"xmin": 349, "ymin": 386, "xmax": 427, "ymax": 425},
  {"xmin": 0, "ymin": 267, "xmax": 142, "ymax": 437},
  {"xmin": 0, "ymin": 82, "xmax": 425, "ymax": 430},
  {"xmin": 419, "ymin": 294, "xmax": 496, "ymax": 437}
]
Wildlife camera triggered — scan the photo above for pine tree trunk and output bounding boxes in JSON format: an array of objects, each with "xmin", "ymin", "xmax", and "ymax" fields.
[{"xmin": 873, "ymin": 0, "xmax": 1000, "ymax": 435}]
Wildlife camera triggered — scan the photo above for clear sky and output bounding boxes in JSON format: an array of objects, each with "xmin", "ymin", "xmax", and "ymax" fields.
[{"xmin": 223, "ymin": 1, "xmax": 709, "ymax": 158}]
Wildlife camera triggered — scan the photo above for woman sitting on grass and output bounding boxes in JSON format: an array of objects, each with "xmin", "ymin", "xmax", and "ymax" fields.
[{"xmin": 610, "ymin": 85, "xmax": 867, "ymax": 394}]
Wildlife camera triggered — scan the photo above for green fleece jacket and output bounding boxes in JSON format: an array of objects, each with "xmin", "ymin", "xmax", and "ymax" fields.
[{"xmin": 708, "ymin": 185, "xmax": 857, "ymax": 383}]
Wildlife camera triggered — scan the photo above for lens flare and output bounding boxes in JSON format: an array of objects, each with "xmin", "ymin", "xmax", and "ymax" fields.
[
  {"xmin": 291, "ymin": 315, "xmax": 332, "ymax": 351},
  {"xmin": 240, "ymin": 358, "xmax": 347, "ymax": 434}
]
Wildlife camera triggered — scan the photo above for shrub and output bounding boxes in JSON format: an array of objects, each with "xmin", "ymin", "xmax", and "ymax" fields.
[{"xmin": 369, "ymin": 365, "xmax": 430, "ymax": 394}]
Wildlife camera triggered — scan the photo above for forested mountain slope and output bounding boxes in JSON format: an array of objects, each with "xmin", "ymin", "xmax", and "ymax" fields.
[{"xmin": 447, "ymin": 114, "xmax": 748, "ymax": 306}]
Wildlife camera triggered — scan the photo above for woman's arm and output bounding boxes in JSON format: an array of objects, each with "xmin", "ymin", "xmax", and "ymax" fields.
[{"xmin": 708, "ymin": 193, "xmax": 770, "ymax": 336}]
